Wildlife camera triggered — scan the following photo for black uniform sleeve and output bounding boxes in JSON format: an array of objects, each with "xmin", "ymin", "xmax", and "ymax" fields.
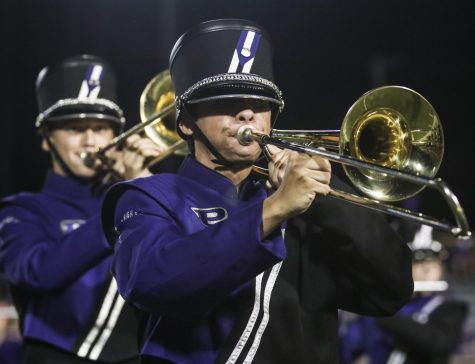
[
  {"xmin": 300, "ymin": 174, "xmax": 413, "ymax": 316},
  {"xmin": 377, "ymin": 300, "xmax": 468, "ymax": 354}
]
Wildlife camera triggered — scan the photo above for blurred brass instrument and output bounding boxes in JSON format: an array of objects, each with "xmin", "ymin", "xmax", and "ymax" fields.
[
  {"xmin": 413, "ymin": 280, "xmax": 448, "ymax": 292},
  {"xmin": 238, "ymin": 86, "xmax": 471, "ymax": 239},
  {"xmin": 139, "ymin": 70, "xmax": 188, "ymax": 163},
  {"xmin": 81, "ymin": 70, "xmax": 187, "ymax": 168}
]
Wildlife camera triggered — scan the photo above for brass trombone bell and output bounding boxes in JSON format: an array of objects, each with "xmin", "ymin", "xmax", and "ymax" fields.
[
  {"xmin": 238, "ymin": 86, "xmax": 470, "ymax": 238},
  {"xmin": 139, "ymin": 70, "xmax": 187, "ymax": 159},
  {"xmin": 272, "ymin": 86, "xmax": 444, "ymax": 202},
  {"xmin": 341, "ymin": 86, "xmax": 443, "ymax": 202},
  {"xmin": 81, "ymin": 69, "xmax": 187, "ymax": 168}
]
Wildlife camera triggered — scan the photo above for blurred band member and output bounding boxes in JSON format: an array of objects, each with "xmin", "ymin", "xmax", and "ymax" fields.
[
  {"xmin": 340, "ymin": 224, "xmax": 469, "ymax": 364},
  {"xmin": 0, "ymin": 55, "xmax": 162, "ymax": 364}
]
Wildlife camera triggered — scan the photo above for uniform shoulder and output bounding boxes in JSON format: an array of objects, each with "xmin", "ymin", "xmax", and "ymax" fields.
[
  {"xmin": 129, "ymin": 172, "xmax": 180, "ymax": 190},
  {"xmin": 106, "ymin": 173, "xmax": 181, "ymax": 200},
  {"xmin": 0, "ymin": 191, "xmax": 45, "ymax": 209},
  {"xmin": 101, "ymin": 173, "xmax": 183, "ymax": 246}
]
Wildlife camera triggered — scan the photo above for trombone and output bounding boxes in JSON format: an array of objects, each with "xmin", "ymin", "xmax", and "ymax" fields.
[
  {"xmin": 238, "ymin": 86, "xmax": 471, "ymax": 239},
  {"xmin": 81, "ymin": 70, "xmax": 187, "ymax": 168}
]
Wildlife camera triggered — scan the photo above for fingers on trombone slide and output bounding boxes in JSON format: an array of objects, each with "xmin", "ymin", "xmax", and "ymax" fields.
[
  {"xmin": 266, "ymin": 148, "xmax": 296, "ymax": 190},
  {"xmin": 124, "ymin": 135, "xmax": 165, "ymax": 158}
]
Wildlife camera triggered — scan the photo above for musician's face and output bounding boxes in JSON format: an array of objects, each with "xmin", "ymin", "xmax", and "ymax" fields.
[
  {"xmin": 412, "ymin": 259, "xmax": 443, "ymax": 282},
  {"xmin": 42, "ymin": 118, "xmax": 115, "ymax": 178},
  {"xmin": 180, "ymin": 98, "xmax": 272, "ymax": 167}
]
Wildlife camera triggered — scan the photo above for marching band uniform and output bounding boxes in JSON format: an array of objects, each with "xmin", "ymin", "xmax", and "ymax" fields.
[
  {"xmin": 103, "ymin": 157, "xmax": 285, "ymax": 363},
  {"xmin": 103, "ymin": 163, "xmax": 413, "ymax": 363},
  {"xmin": 0, "ymin": 55, "xmax": 140, "ymax": 363},
  {"xmin": 102, "ymin": 19, "xmax": 413, "ymax": 364}
]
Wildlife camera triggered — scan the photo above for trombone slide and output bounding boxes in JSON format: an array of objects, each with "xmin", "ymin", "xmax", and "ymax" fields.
[{"xmin": 238, "ymin": 125, "xmax": 471, "ymax": 239}]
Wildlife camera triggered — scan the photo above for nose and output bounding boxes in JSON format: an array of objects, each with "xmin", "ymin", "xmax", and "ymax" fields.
[
  {"xmin": 82, "ymin": 128, "xmax": 96, "ymax": 146},
  {"xmin": 237, "ymin": 107, "xmax": 255, "ymax": 124}
]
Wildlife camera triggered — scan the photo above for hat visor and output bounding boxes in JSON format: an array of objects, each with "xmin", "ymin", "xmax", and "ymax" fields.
[
  {"xmin": 184, "ymin": 79, "xmax": 284, "ymax": 110},
  {"xmin": 41, "ymin": 103, "xmax": 124, "ymax": 125}
]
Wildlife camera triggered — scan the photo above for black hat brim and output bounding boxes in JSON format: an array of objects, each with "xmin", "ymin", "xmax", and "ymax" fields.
[
  {"xmin": 36, "ymin": 99, "xmax": 125, "ymax": 129},
  {"xmin": 179, "ymin": 74, "xmax": 284, "ymax": 112},
  {"xmin": 186, "ymin": 79, "xmax": 282, "ymax": 107},
  {"xmin": 46, "ymin": 103, "xmax": 123, "ymax": 123}
]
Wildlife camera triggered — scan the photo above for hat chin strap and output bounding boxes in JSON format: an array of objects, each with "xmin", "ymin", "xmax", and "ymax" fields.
[
  {"xmin": 181, "ymin": 106, "xmax": 251, "ymax": 168},
  {"xmin": 181, "ymin": 105, "xmax": 280, "ymax": 169},
  {"xmin": 41, "ymin": 128, "xmax": 105, "ymax": 184}
]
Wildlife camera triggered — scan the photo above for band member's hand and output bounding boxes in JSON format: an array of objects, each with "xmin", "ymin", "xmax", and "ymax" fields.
[
  {"xmin": 265, "ymin": 145, "xmax": 289, "ymax": 190},
  {"xmin": 266, "ymin": 146, "xmax": 332, "ymax": 202},
  {"xmin": 276, "ymin": 151, "xmax": 331, "ymax": 214},
  {"xmin": 262, "ymin": 150, "xmax": 331, "ymax": 236},
  {"xmin": 107, "ymin": 135, "xmax": 165, "ymax": 180}
]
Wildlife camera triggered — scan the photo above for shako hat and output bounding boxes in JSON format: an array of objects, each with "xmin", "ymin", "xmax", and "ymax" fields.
[
  {"xmin": 169, "ymin": 19, "xmax": 284, "ymax": 121},
  {"xmin": 35, "ymin": 54, "xmax": 125, "ymax": 130},
  {"xmin": 404, "ymin": 223, "xmax": 448, "ymax": 261}
]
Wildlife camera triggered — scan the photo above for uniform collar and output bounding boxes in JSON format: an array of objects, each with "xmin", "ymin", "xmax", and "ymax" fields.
[
  {"xmin": 42, "ymin": 170, "xmax": 108, "ymax": 199},
  {"xmin": 178, "ymin": 157, "xmax": 259, "ymax": 199}
]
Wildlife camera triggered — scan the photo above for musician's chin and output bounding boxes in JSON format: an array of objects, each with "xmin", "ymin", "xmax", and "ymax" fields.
[
  {"xmin": 62, "ymin": 159, "xmax": 101, "ymax": 179},
  {"xmin": 231, "ymin": 144, "xmax": 262, "ymax": 163}
]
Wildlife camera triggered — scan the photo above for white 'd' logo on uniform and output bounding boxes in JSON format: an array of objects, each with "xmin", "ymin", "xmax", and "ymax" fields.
[
  {"xmin": 191, "ymin": 207, "xmax": 228, "ymax": 226},
  {"xmin": 60, "ymin": 219, "xmax": 86, "ymax": 234}
]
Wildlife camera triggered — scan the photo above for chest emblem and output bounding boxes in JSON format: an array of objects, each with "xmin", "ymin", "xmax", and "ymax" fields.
[
  {"xmin": 59, "ymin": 219, "xmax": 86, "ymax": 234},
  {"xmin": 191, "ymin": 207, "xmax": 228, "ymax": 226}
]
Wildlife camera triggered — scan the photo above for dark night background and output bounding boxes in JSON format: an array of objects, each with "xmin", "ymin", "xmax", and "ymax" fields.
[
  {"xmin": 0, "ymin": 0, "xmax": 473, "ymax": 229},
  {"xmin": 1, "ymin": 0, "xmax": 475, "ymax": 360}
]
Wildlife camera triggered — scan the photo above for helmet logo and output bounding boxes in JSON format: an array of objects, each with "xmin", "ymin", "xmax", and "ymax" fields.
[
  {"xmin": 228, "ymin": 30, "xmax": 261, "ymax": 74},
  {"xmin": 78, "ymin": 64, "xmax": 104, "ymax": 100}
]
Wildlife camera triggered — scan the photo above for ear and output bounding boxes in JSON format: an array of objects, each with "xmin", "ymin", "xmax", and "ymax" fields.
[
  {"xmin": 41, "ymin": 138, "xmax": 50, "ymax": 152},
  {"xmin": 178, "ymin": 119, "xmax": 194, "ymax": 138}
]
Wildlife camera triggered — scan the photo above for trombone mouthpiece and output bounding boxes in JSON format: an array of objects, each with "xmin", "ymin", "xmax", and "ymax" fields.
[
  {"xmin": 80, "ymin": 151, "xmax": 97, "ymax": 168},
  {"xmin": 237, "ymin": 125, "xmax": 255, "ymax": 146}
]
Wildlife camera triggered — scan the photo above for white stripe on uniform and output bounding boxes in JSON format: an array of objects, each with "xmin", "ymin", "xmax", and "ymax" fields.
[{"xmin": 77, "ymin": 279, "xmax": 121, "ymax": 359}]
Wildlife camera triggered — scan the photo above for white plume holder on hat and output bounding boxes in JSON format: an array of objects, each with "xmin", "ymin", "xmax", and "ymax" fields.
[{"xmin": 408, "ymin": 224, "xmax": 444, "ymax": 255}]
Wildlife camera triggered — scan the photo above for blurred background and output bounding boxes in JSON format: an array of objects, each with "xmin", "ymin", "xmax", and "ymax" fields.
[{"xmin": 0, "ymin": 0, "xmax": 474, "ymax": 362}]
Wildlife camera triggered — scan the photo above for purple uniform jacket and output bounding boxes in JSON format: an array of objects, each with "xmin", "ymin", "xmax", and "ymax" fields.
[
  {"xmin": 102, "ymin": 157, "xmax": 413, "ymax": 364},
  {"xmin": 0, "ymin": 171, "xmax": 139, "ymax": 362},
  {"xmin": 102, "ymin": 157, "xmax": 286, "ymax": 363}
]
